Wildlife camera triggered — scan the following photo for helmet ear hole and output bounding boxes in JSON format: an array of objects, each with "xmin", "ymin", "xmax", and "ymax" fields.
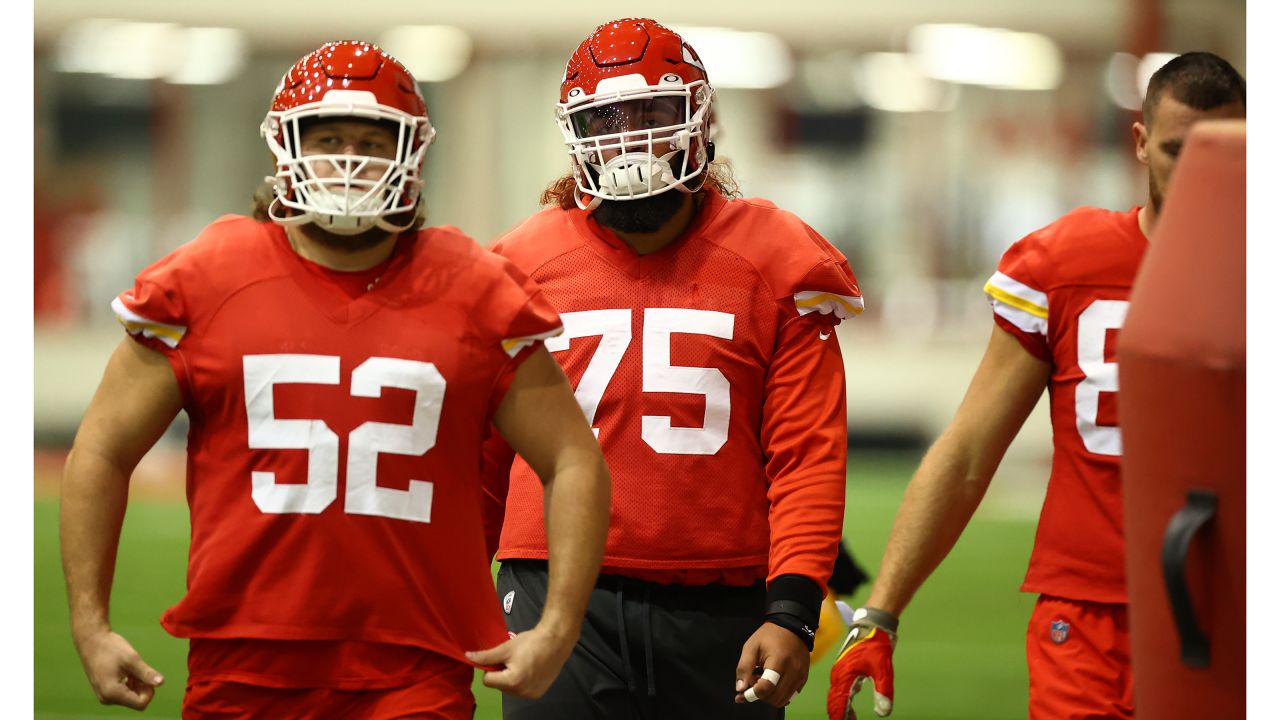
[{"xmin": 706, "ymin": 141, "xmax": 716, "ymax": 164}]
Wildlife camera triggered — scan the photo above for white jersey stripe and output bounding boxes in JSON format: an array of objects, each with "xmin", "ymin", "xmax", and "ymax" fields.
[
  {"xmin": 991, "ymin": 299, "xmax": 1048, "ymax": 337},
  {"xmin": 793, "ymin": 291, "xmax": 864, "ymax": 319},
  {"xmin": 502, "ymin": 325, "xmax": 565, "ymax": 358},
  {"xmin": 111, "ymin": 297, "xmax": 186, "ymax": 348}
]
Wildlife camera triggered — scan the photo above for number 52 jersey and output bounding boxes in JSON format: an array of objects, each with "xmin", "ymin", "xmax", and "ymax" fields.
[
  {"xmin": 984, "ymin": 205, "xmax": 1148, "ymax": 604},
  {"xmin": 111, "ymin": 216, "xmax": 561, "ymax": 662}
]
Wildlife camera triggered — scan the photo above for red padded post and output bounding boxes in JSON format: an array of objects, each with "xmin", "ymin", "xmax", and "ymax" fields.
[{"xmin": 1118, "ymin": 120, "xmax": 1245, "ymax": 719}]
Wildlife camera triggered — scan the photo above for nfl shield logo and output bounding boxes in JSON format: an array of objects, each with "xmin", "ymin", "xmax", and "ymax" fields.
[
  {"xmin": 1050, "ymin": 620, "xmax": 1070, "ymax": 644},
  {"xmin": 503, "ymin": 590, "xmax": 515, "ymax": 615}
]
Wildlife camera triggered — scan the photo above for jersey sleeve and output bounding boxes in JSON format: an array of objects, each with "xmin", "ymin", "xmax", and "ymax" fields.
[
  {"xmin": 754, "ymin": 225, "xmax": 859, "ymax": 587},
  {"xmin": 760, "ymin": 293, "xmax": 849, "ymax": 589},
  {"xmin": 984, "ymin": 238, "xmax": 1052, "ymax": 362},
  {"xmin": 112, "ymin": 252, "xmax": 194, "ymax": 398},
  {"xmin": 113, "ymin": 252, "xmax": 188, "ymax": 352},
  {"xmin": 496, "ymin": 263, "xmax": 563, "ymax": 358},
  {"xmin": 483, "ymin": 255, "xmax": 564, "ymax": 414},
  {"xmin": 789, "ymin": 233, "xmax": 864, "ymax": 326}
]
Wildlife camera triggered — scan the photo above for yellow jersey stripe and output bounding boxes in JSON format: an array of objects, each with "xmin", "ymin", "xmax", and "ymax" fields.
[
  {"xmin": 117, "ymin": 318, "xmax": 184, "ymax": 343},
  {"xmin": 111, "ymin": 297, "xmax": 187, "ymax": 348},
  {"xmin": 984, "ymin": 281, "xmax": 1049, "ymax": 319},
  {"xmin": 501, "ymin": 325, "xmax": 565, "ymax": 357}
]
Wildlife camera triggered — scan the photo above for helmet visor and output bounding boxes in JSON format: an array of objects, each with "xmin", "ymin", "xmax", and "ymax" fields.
[{"xmin": 569, "ymin": 96, "xmax": 687, "ymax": 139}]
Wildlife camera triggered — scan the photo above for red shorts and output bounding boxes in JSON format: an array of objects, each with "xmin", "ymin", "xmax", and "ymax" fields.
[{"xmin": 1026, "ymin": 595, "xmax": 1134, "ymax": 720}]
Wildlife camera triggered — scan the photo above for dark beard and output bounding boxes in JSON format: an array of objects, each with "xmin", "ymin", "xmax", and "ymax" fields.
[
  {"xmin": 593, "ymin": 190, "xmax": 686, "ymax": 234},
  {"xmin": 298, "ymin": 221, "xmax": 394, "ymax": 253}
]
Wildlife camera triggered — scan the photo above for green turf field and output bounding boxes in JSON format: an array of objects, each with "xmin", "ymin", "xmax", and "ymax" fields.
[{"xmin": 35, "ymin": 453, "xmax": 1038, "ymax": 719}]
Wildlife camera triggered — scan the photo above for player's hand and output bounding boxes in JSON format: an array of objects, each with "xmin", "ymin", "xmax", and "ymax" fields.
[
  {"xmin": 827, "ymin": 602, "xmax": 898, "ymax": 720},
  {"xmin": 73, "ymin": 630, "xmax": 164, "ymax": 710},
  {"xmin": 734, "ymin": 621, "xmax": 811, "ymax": 708},
  {"xmin": 466, "ymin": 625, "xmax": 576, "ymax": 699}
]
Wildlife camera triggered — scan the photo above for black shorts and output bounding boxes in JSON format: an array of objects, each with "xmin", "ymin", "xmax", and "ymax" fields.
[{"xmin": 496, "ymin": 560, "xmax": 784, "ymax": 720}]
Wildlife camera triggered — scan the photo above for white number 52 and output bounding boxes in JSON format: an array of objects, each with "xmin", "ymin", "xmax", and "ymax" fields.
[{"xmin": 242, "ymin": 354, "xmax": 444, "ymax": 523}]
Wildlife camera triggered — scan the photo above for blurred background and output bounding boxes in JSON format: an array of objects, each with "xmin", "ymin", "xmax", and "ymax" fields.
[{"xmin": 33, "ymin": 1, "xmax": 1246, "ymax": 718}]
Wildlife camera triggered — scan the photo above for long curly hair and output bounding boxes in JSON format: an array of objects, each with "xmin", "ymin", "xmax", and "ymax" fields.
[{"xmin": 538, "ymin": 161, "xmax": 741, "ymax": 210}]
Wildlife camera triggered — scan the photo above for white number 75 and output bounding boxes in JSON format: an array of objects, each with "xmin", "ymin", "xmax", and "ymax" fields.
[{"xmin": 546, "ymin": 308, "xmax": 734, "ymax": 455}]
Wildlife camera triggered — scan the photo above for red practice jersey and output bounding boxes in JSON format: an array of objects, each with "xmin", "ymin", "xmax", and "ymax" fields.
[
  {"xmin": 111, "ymin": 216, "xmax": 561, "ymax": 680},
  {"xmin": 983, "ymin": 206, "xmax": 1147, "ymax": 603},
  {"xmin": 486, "ymin": 189, "xmax": 862, "ymax": 589}
]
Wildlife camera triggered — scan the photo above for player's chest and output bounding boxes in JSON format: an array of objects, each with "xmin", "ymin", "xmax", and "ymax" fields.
[
  {"xmin": 188, "ymin": 289, "xmax": 492, "ymax": 423},
  {"xmin": 1048, "ymin": 284, "xmax": 1136, "ymax": 367},
  {"xmin": 533, "ymin": 267, "xmax": 778, "ymax": 431}
]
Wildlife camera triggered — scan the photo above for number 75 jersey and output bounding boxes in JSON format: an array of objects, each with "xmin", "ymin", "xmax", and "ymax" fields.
[
  {"xmin": 984, "ymin": 205, "xmax": 1147, "ymax": 604},
  {"xmin": 488, "ymin": 189, "xmax": 863, "ymax": 587},
  {"xmin": 111, "ymin": 216, "xmax": 561, "ymax": 661}
]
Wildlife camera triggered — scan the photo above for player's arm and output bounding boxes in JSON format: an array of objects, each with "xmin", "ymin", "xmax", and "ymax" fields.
[
  {"xmin": 737, "ymin": 312, "xmax": 850, "ymax": 708},
  {"xmin": 61, "ymin": 338, "xmax": 181, "ymax": 709},
  {"xmin": 467, "ymin": 346, "xmax": 610, "ymax": 698},
  {"xmin": 826, "ymin": 324, "xmax": 1048, "ymax": 719},
  {"xmin": 868, "ymin": 323, "xmax": 1048, "ymax": 614}
]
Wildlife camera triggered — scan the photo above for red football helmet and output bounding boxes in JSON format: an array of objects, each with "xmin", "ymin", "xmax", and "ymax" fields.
[
  {"xmin": 261, "ymin": 41, "xmax": 436, "ymax": 235},
  {"xmin": 556, "ymin": 18, "xmax": 715, "ymax": 210}
]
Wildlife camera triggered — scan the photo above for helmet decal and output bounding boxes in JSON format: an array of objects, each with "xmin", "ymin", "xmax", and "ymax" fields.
[{"xmin": 681, "ymin": 44, "xmax": 706, "ymax": 72}]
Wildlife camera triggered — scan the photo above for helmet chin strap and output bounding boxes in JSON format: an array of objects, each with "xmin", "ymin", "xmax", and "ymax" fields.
[{"xmin": 573, "ymin": 187, "xmax": 603, "ymax": 211}]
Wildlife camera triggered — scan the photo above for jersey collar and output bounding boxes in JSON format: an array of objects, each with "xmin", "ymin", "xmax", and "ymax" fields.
[{"xmin": 570, "ymin": 187, "xmax": 729, "ymax": 278}]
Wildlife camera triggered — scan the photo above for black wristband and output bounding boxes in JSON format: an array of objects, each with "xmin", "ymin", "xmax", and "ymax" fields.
[
  {"xmin": 764, "ymin": 574, "xmax": 823, "ymax": 651},
  {"xmin": 765, "ymin": 613, "xmax": 816, "ymax": 651},
  {"xmin": 765, "ymin": 574, "xmax": 823, "ymax": 625}
]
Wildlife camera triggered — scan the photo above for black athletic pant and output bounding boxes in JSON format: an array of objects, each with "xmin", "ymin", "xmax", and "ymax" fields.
[{"xmin": 497, "ymin": 560, "xmax": 785, "ymax": 720}]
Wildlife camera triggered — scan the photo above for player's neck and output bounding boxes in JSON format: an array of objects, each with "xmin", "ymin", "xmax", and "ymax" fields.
[
  {"xmin": 1137, "ymin": 203, "xmax": 1156, "ymax": 240},
  {"xmin": 611, "ymin": 193, "xmax": 698, "ymax": 256},
  {"xmin": 285, "ymin": 225, "xmax": 400, "ymax": 271}
]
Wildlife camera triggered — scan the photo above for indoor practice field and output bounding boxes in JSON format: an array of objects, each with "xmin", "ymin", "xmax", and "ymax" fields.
[{"xmin": 35, "ymin": 451, "xmax": 1039, "ymax": 720}]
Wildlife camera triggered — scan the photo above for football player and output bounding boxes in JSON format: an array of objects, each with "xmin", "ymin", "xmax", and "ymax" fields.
[
  {"xmin": 478, "ymin": 18, "xmax": 863, "ymax": 719},
  {"xmin": 60, "ymin": 41, "xmax": 610, "ymax": 718},
  {"xmin": 826, "ymin": 52, "xmax": 1245, "ymax": 720}
]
